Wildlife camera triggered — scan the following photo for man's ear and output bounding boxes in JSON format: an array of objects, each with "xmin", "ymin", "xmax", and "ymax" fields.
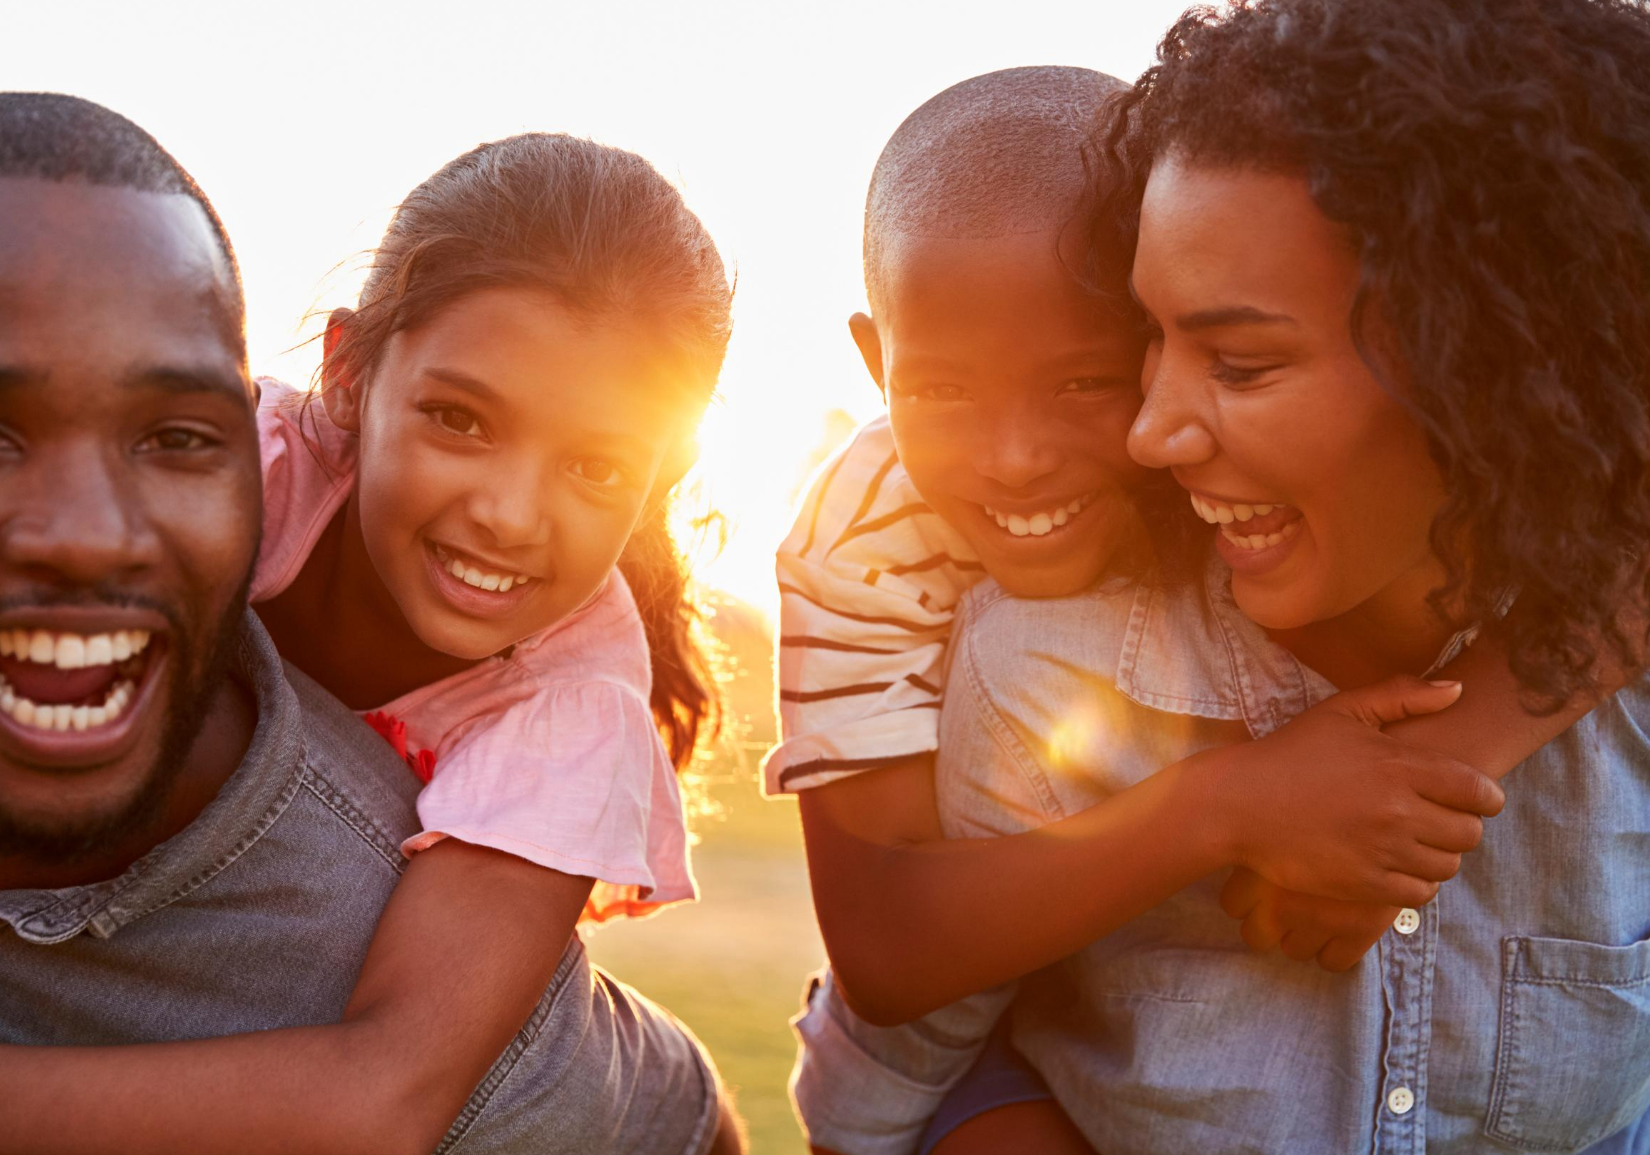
[
  {"xmin": 848, "ymin": 312, "xmax": 887, "ymax": 402},
  {"xmin": 320, "ymin": 306, "xmax": 363, "ymax": 433}
]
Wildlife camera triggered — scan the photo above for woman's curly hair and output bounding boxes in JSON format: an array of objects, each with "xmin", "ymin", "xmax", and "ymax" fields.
[{"xmin": 1094, "ymin": 0, "xmax": 1650, "ymax": 708}]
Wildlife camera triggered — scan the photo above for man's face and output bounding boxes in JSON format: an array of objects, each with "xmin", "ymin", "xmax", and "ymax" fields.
[
  {"xmin": 0, "ymin": 178, "xmax": 260, "ymax": 859},
  {"xmin": 862, "ymin": 231, "xmax": 1153, "ymax": 597}
]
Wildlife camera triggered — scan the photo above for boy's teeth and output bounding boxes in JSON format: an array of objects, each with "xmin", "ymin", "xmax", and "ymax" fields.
[
  {"xmin": 1, "ymin": 629, "xmax": 152, "ymax": 668},
  {"xmin": 987, "ymin": 494, "xmax": 1091, "ymax": 538},
  {"xmin": 0, "ymin": 676, "xmax": 137, "ymax": 731}
]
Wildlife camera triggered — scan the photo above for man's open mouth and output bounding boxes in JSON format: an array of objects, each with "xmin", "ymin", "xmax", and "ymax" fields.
[{"xmin": 0, "ymin": 629, "xmax": 160, "ymax": 733}]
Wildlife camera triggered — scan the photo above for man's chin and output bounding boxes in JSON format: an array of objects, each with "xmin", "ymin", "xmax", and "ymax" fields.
[{"xmin": 0, "ymin": 743, "xmax": 176, "ymax": 863}]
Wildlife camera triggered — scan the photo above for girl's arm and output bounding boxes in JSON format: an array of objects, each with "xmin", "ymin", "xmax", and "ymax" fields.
[
  {"xmin": 801, "ymin": 675, "xmax": 1502, "ymax": 1027},
  {"xmin": 1222, "ymin": 631, "xmax": 1625, "ymax": 970},
  {"xmin": 0, "ymin": 840, "xmax": 592, "ymax": 1155}
]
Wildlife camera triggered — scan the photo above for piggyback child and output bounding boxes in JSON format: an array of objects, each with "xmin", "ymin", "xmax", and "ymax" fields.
[
  {"xmin": 772, "ymin": 67, "xmax": 1598, "ymax": 1155},
  {"xmin": 0, "ymin": 129, "xmax": 743, "ymax": 1154}
]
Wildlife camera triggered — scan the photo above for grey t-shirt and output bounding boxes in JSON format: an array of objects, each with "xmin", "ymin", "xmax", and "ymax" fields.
[{"xmin": 0, "ymin": 612, "xmax": 719, "ymax": 1154}]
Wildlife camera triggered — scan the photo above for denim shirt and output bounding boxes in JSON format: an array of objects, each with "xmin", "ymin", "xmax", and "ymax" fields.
[
  {"xmin": 935, "ymin": 565, "xmax": 1650, "ymax": 1155},
  {"xmin": 0, "ymin": 612, "xmax": 720, "ymax": 1155}
]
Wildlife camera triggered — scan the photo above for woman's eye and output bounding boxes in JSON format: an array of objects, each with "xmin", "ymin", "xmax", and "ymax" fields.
[
  {"xmin": 427, "ymin": 405, "xmax": 482, "ymax": 438},
  {"xmin": 1209, "ymin": 358, "xmax": 1281, "ymax": 387},
  {"xmin": 137, "ymin": 428, "xmax": 217, "ymax": 453}
]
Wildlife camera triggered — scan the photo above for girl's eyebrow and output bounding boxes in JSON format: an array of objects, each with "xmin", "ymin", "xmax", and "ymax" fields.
[{"xmin": 421, "ymin": 366, "xmax": 500, "ymax": 401}]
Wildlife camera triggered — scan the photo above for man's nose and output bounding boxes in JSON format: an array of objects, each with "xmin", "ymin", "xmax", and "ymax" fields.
[
  {"xmin": 975, "ymin": 412, "xmax": 1063, "ymax": 490},
  {"xmin": 1, "ymin": 441, "xmax": 163, "ymax": 585},
  {"xmin": 1128, "ymin": 349, "xmax": 1219, "ymax": 469}
]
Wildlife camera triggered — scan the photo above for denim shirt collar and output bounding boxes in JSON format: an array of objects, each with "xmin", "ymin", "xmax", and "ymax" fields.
[
  {"xmin": 0, "ymin": 611, "xmax": 307, "ymax": 945},
  {"xmin": 1116, "ymin": 554, "xmax": 1478, "ymax": 739}
]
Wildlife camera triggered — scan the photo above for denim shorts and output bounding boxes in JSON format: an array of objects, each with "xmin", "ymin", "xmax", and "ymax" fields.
[{"xmin": 915, "ymin": 1022, "xmax": 1054, "ymax": 1154}]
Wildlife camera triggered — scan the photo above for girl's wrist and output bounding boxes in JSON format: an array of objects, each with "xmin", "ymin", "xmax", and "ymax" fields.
[{"xmin": 1177, "ymin": 745, "xmax": 1254, "ymax": 873}]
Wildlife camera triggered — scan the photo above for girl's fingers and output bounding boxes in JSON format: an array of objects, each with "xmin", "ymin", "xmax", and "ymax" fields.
[
  {"xmin": 1280, "ymin": 927, "xmax": 1332, "ymax": 962},
  {"xmin": 1416, "ymin": 806, "xmax": 1486, "ymax": 854},
  {"xmin": 1219, "ymin": 868, "xmax": 1267, "ymax": 920}
]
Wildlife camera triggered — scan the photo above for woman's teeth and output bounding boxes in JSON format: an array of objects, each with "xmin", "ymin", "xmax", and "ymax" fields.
[
  {"xmin": 984, "ymin": 495, "xmax": 1091, "ymax": 538},
  {"xmin": 0, "ymin": 676, "xmax": 137, "ymax": 731},
  {"xmin": 1220, "ymin": 518, "xmax": 1302, "ymax": 552},
  {"xmin": 0, "ymin": 628, "xmax": 151, "ymax": 668},
  {"xmin": 1190, "ymin": 494, "xmax": 1283, "ymax": 525},
  {"xmin": 445, "ymin": 556, "xmax": 533, "ymax": 593}
]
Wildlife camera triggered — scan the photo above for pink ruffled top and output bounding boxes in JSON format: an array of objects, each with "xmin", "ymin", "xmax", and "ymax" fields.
[{"xmin": 249, "ymin": 379, "xmax": 696, "ymax": 923}]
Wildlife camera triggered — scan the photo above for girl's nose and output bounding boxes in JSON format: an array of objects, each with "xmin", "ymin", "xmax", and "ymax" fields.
[
  {"xmin": 467, "ymin": 474, "xmax": 553, "ymax": 549},
  {"xmin": 1128, "ymin": 352, "xmax": 1218, "ymax": 469}
]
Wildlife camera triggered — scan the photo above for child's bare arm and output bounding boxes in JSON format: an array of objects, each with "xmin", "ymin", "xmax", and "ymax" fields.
[
  {"xmin": 0, "ymin": 840, "xmax": 591, "ymax": 1155},
  {"xmin": 1223, "ymin": 631, "xmax": 1632, "ymax": 970},
  {"xmin": 801, "ymin": 676, "xmax": 1499, "ymax": 1026}
]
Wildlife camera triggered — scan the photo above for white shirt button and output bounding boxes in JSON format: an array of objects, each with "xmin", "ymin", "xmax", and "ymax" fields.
[
  {"xmin": 1393, "ymin": 908, "xmax": 1421, "ymax": 935},
  {"xmin": 1388, "ymin": 1086, "xmax": 1416, "ymax": 1115}
]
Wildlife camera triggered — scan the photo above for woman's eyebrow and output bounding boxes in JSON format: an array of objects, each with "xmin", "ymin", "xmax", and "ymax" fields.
[{"xmin": 1177, "ymin": 306, "xmax": 1297, "ymax": 331}]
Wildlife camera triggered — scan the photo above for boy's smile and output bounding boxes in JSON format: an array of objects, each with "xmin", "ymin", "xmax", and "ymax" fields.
[{"xmin": 855, "ymin": 230, "xmax": 1151, "ymax": 598}]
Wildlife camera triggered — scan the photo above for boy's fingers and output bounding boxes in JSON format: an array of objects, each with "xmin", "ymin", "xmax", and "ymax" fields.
[
  {"xmin": 1219, "ymin": 868, "xmax": 1266, "ymax": 920},
  {"xmin": 1240, "ymin": 907, "xmax": 1286, "ymax": 953},
  {"xmin": 1416, "ymin": 807, "xmax": 1485, "ymax": 854},
  {"xmin": 1326, "ymin": 675, "xmax": 1463, "ymax": 728},
  {"xmin": 1410, "ymin": 758, "xmax": 1505, "ymax": 817},
  {"xmin": 1381, "ymin": 871, "xmax": 1441, "ymax": 909},
  {"xmin": 1280, "ymin": 927, "xmax": 1332, "ymax": 962},
  {"xmin": 1391, "ymin": 845, "xmax": 1464, "ymax": 885}
]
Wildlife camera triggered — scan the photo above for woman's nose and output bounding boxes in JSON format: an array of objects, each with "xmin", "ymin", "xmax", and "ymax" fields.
[{"xmin": 1127, "ymin": 351, "xmax": 1218, "ymax": 469}]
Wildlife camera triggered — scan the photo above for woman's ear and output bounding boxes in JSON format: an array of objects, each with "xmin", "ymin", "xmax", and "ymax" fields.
[{"xmin": 320, "ymin": 306, "xmax": 363, "ymax": 433}]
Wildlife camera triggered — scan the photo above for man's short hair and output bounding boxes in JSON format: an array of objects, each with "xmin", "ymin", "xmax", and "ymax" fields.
[
  {"xmin": 863, "ymin": 65, "xmax": 1126, "ymax": 311},
  {"xmin": 0, "ymin": 92, "xmax": 245, "ymax": 343}
]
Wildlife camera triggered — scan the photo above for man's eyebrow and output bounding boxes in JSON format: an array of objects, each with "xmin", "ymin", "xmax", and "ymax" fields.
[
  {"xmin": 0, "ymin": 366, "xmax": 48, "ymax": 393},
  {"xmin": 122, "ymin": 366, "xmax": 250, "ymax": 399},
  {"xmin": 1177, "ymin": 306, "xmax": 1298, "ymax": 331}
]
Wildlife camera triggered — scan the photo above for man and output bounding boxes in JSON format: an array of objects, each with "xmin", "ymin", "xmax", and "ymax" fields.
[{"xmin": 0, "ymin": 93, "xmax": 730, "ymax": 1155}]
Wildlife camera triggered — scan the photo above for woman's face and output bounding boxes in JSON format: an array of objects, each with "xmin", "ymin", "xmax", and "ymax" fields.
[{"xmin": 1127, "ymin": 156, "xmax": 1449, "ymax": 632}]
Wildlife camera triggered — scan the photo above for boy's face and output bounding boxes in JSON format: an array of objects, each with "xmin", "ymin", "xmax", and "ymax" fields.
[{"xmin": 855, "ymin": 230, "xmax": 1151, "ymax": 597}]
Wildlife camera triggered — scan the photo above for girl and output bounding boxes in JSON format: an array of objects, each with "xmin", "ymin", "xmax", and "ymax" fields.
[{"xmin": 0, "ymin": 134, "xmax": 742, "ymax": 1153}]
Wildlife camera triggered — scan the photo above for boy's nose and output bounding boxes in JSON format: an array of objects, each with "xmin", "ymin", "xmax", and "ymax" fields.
[
  {"xmin": 974, "ymin": 419, "xmax": 1062, "ymax": 490},
  {"xmin": 1, "ymin": 442, "xmax": 163, "ymax": 585}
]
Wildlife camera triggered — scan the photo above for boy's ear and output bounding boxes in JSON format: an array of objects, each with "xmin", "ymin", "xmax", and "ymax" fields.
[
  {"xmin": 848, "ymin": 312, "xmax": 886, "ymax": 401},
  {"xmin": 320, "ymin": 306, "xmax": 363, "ymax": 433}
]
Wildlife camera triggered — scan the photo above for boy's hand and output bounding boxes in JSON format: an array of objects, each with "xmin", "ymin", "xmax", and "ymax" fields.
[
  {"xmin": 1208, "ymin": 675, "xmax": 1505, "ymax": 908},
  {"xmin": 1220, "ymin": 867, "xmax": 1397, "ymax": 971}
]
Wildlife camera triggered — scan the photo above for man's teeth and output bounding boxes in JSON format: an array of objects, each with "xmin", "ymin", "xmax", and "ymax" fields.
[
  {"xmin": 0, "ymin": 676, "xmax": 137, "ymax": 732},
  {"xmin": 445, "ymin": 556, "xmax": 532, "ymax": 593},
  {"xmin": 0, "ymin": 629, "xmax": 151, "ymax": 669},
  {"xmin": 1189, "ymin": 494, "xmax": 1283, "ymax": 526},
  {"xmin": 1219, "ymin": 519, "xmax": 1303, "ymax": 552},
  {"xmin": 984, "ymin": 495, "xmax": 1090, "ymax": 538}
]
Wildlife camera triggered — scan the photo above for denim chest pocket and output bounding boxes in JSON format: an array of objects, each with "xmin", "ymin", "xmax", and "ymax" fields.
[{"xmin": 1486, "ymin": 934, "xmax": 1650, "ymax": 1152}]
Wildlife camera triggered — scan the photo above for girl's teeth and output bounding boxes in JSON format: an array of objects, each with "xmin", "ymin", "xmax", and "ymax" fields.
[
  {"xmin": 445, "ymin": 552, "xmax": 527, "ymax": 593},
  {"xmin": 1219, "ymin": 520, "xmax": 1302, "ymax": 551},
  {"xmin": 1052, "ymin": 508, "xmax": 1069, "ymax": 527},
  {"xmin": 1191, "ymin": 494, "xmax": 1289, "ymax": 525},
  {"xmin": 498, "ymin": 577, "xmax": 514, "ymax": 593}
]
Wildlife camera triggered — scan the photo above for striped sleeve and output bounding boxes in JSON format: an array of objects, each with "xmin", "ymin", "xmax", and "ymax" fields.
[{"xmin": 762, "ymin": 416, "xmax": 986, "ymax": 795}]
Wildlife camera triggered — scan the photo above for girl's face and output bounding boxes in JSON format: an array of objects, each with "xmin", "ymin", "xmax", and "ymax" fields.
[
  {"xmin": 1127, "ymin": 156, "xmax": 1449, "ymax": 633},
  {"xmin": 333, "ymin": 288, "xmax": 681, "ymax": 660}
]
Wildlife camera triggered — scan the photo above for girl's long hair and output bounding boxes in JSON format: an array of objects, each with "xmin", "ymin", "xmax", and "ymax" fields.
[{"xmin": 323, "ymin": 133, "xmax": 732, "ymax": 769}]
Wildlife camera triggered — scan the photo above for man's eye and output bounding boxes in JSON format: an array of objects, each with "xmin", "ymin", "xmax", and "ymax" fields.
[{"xmin": 137, "ymin": 428, "xmax": 217, "ymax": 453}]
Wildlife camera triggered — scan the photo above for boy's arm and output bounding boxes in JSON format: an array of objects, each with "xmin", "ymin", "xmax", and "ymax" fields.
[
  {"xmin": 0, "ymin": 840, "xmax": 590, "ymax": 1155},
  {"xmin": 802, "ymin": 668, "xmax": 1498, "ymax": 1027},
  {"xmin": 1225, "ymin": 630, "xmax": 1634, "ymax": 969}
]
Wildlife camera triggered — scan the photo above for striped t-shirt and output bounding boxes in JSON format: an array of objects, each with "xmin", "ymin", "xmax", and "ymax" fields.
[{"xmin": 764, "ymin": 416, "xmax": 986, "ymax": 794}]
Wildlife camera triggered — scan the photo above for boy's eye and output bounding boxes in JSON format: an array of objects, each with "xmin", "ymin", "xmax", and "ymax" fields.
[{"xmin": 909, "ymin": 383, "xmax": 967, "ymax": 403}]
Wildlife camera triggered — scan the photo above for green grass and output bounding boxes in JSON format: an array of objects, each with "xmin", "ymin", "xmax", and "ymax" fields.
[{"xmin": 585, "ymin": 599, "xmax": 821, "ymax": 1154}]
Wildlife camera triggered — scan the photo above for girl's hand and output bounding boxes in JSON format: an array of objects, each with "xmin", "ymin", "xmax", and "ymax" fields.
[
  {"xmin": 1219, "ymin": 867, "xmax": 1395, "ymax": 971},
  {"xmin": 1206, "ymin": 675, "xmax": 1504, "ymax": 907}
]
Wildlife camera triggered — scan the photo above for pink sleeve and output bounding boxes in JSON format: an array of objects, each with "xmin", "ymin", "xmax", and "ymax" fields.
[
  {"xmin": 401, "ymin": 681, "xmax": 697, "ymax": 924},
  {"xmin": 250, "ymin": 378, "xmax": 356, "ymax": 604}
]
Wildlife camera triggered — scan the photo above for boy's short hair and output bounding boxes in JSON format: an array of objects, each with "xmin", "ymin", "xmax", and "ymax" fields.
[
  {"xmin": 863, "ymin": 65, "xmax": 1126, "ymax": 311},
  {"xmin": 0, "ymin": 91, "xmax": 245, "ymax": 344}
]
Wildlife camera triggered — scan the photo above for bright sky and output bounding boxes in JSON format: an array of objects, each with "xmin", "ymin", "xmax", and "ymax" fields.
[{"xmin": 15, "ymin": 0, "xmax": 1191, "ymax": 612}]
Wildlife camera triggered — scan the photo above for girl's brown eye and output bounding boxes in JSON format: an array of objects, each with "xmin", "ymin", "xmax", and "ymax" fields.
[
  {"xmin": 427, "ymin": 405, "xmax": 481, "ymax": 437},
  {"xmin": 575, "ymin": 459, "xmax": 619, "ymax": 485}
]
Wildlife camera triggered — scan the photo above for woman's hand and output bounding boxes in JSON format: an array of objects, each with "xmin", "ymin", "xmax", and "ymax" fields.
[
  {"xmin": 1219, "ymin": 867, "xmax": 1396, "ymax": 971},
  {"xmin": 1205, "ymin": 675, "xmax": 1504, "ymax": 908}
]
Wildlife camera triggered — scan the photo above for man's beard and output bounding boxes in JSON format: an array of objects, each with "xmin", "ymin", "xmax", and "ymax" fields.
[{"xmin": 0, "ymin": 574, "xmax": 252, "ymax": 865}]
